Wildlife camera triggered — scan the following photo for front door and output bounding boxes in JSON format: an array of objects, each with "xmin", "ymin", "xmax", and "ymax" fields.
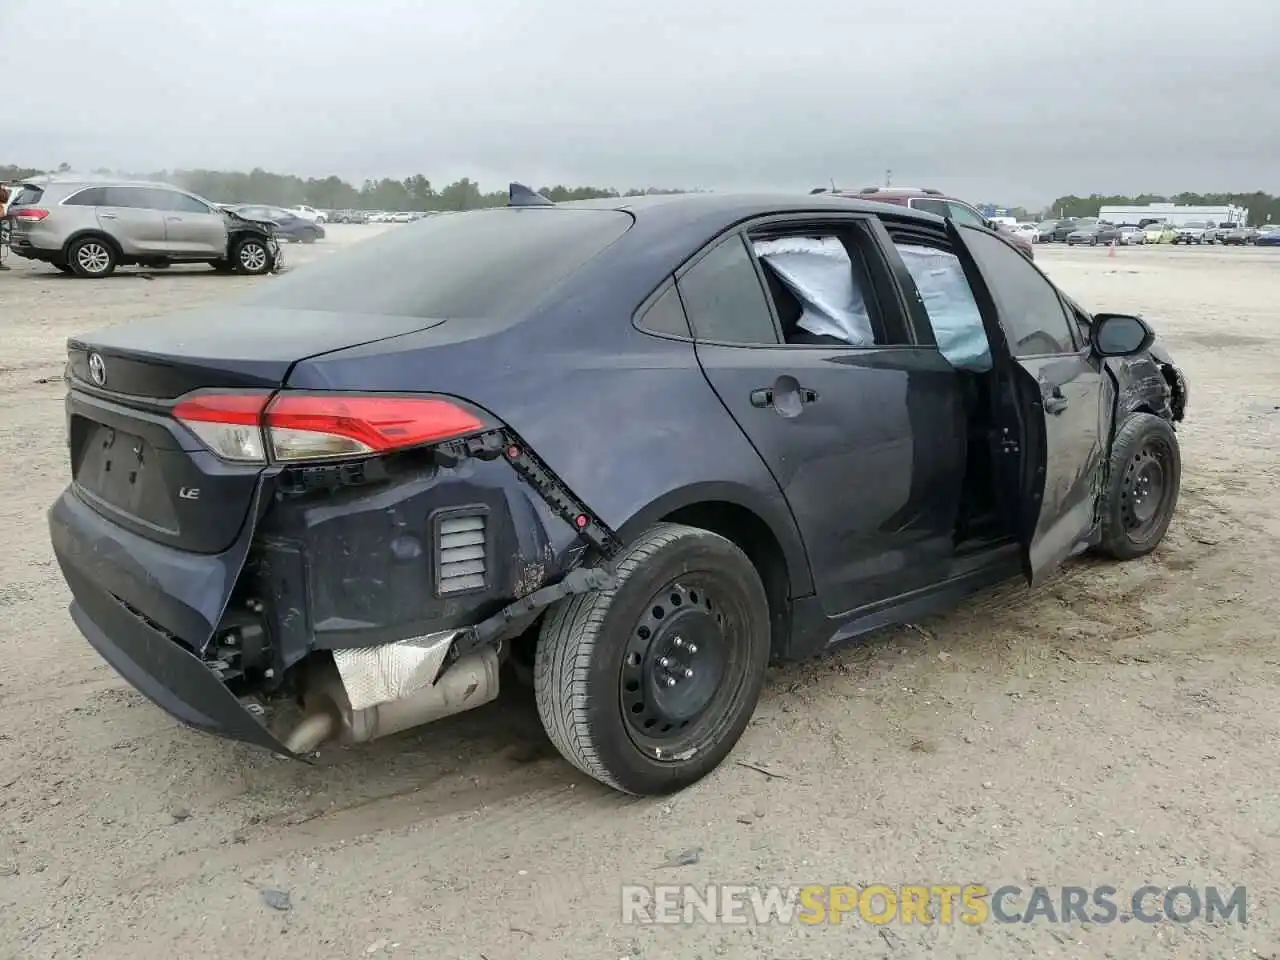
[
  {"xmin": 158, "ymin": 190, "xmax": 228, "ymax": 256},
  {"xmin": 678, "ymin": 221, "xmax": 968, "ymax": 616},
  {"xmin": 946, "ymin": 222, "xmax": 1111, "ymax": 586}
]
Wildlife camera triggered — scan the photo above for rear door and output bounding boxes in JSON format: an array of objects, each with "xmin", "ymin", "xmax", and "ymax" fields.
[
  {"xmin": 157, "ymin": 189, "xmax": 228, "ymax": 256},
  {"xmin": 945, "ymin": 222, "xmax": 1110, "ymax": 586},
  {"xmin": 97, "ymin": 186, "xmax": 169, "ymax": 254},
  {"xmin": 679, "ymin": 216, "xmax": 969, "ymax": 616}
]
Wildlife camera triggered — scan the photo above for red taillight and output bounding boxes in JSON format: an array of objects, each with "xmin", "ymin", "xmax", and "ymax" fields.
[
  {"xmin": 265, "ymin": 394, "xmax": 485, "ymax": 461},
  {"xmin": 11, "ymin": 207, "xmax": 50, "ymax": 222},
  {"xmin": 172, "ymin": 391, "xmax": 487, "ymax": 464}
]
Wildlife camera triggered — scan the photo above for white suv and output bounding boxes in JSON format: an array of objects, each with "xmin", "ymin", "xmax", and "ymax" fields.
[{"xmin": 289, "ymin": 205, "xmax": 327, "ymax": 224}]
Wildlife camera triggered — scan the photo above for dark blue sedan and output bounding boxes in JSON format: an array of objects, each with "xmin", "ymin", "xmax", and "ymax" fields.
[
  {"xmin": 228, "ymin": 204, "xmax": 325, "ymax": 243},
  {"xmin": 47, "ymin": 185, "xmax": 1190, "ymax": 796}
]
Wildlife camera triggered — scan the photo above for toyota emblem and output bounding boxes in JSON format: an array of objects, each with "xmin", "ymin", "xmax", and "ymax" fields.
[{"xmin": 88, "ymin": 353, "xmax": 106, "ymax": 386}]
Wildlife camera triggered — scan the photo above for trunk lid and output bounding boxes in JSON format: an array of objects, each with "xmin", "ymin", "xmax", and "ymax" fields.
[{"xmin": 65, "ymin": 306, "xmax": 445, "ymax": 554}]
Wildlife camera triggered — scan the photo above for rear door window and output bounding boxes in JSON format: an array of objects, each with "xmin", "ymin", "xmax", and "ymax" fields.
[
  {"xmin": 244, "ymin": 207, "xmax": 633, "ymax": 319},
  {"xmin": 676, "ymin": 235, "xmax": 779, "ymax": 345},
  {"xmin": 103, "ymin": 186, "xmax": 165, "ymax": 209},
  {"xmin": 64, "ymin": 187, "xmax": 110, "ymax": 206},
  {"xmin": 885, "ymin": 233, "xmax": 991, "ymax": 372}
]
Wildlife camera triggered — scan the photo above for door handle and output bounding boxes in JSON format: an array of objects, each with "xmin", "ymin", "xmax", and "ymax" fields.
[
  {"xmin": 1044, "ymin": 386, "xmax": 1069, "ymax": 415},
  {"xmin": 99, "ymin": 213, "xmax": 118, "ymax": 219},
  {"xmin": 750, "ymin": 385, "xmax": 819, "ymax": 409},
  {"xmin": 166, "ymin": 216, "xmax": 183, "ymax": 221}
]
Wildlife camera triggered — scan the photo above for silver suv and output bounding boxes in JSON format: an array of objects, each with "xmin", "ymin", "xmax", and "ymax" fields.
[{"xmin": 4, "ymin": 178, "xmax": 281, "ymax": 278}]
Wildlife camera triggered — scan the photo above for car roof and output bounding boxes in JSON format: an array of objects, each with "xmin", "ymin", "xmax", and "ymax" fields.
[
  {"xmin": 550, "ymin": 191, "xmax": 945, "ymax": 232},
  {"xmin": 19, "ymin": 176, "xmax": 182, "ymax": 189}
]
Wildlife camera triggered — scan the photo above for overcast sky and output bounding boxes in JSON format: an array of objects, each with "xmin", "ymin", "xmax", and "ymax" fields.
[{"xmin": 3, "ymin": 0, "xmax": 1276, "ymax": 207}]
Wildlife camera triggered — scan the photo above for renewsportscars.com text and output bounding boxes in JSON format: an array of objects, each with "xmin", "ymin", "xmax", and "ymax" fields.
[{"xmin": 621, "ymin": 884, "xmax": 1248, "ymax": 926}]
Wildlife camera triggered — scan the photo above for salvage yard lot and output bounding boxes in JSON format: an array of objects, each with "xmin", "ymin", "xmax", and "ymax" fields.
[{"xmin": 2, "ymin": 231, "xmax": 1278, "ymax": 958}]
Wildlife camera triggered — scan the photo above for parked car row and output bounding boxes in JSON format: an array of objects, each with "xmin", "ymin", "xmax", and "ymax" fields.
[
  {"xmin": 319, "ymin": 209, "xmax": 438, "ymax": 224},
  {"xmin": 1025, "ymin": 216, "xmax": 1279, "ymax": 247}
]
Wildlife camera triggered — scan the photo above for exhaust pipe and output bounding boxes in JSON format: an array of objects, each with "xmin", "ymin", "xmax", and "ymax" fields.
[{"xmin": 283, "ymin": 648, "xmax": 500, "ymax": 754}]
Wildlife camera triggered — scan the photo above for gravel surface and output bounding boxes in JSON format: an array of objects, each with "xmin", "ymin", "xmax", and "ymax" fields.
[{"xmin": 1, "ymin": 230, "xmax": 1277, "ymax": 958}]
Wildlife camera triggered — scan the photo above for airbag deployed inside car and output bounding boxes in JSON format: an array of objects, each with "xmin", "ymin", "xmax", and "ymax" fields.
[
  {"xmin": 895, "ymin": 245, "xmax": 991, "ymax": 372},
  {"xmin": 752, "ymin": 237, "xmax": 876, "ymax": 345}
]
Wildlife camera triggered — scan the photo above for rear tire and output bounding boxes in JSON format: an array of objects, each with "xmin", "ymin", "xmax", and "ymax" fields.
[
  {"xmin": 67, "ymin": 236, "xmax": 117, "ymax": 278},
  {"xmin": 534, "ymin": 523, "xmax": 771, "ymax": 795},
  {"xmin": 1095, "ymin": 414, "xmax": 1181, "ymax": 560}
]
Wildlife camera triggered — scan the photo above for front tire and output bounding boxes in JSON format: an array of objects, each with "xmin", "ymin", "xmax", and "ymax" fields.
[
  {"xmin": 534, "ymin": 523, "xmax": 771, "ymax": 795},
  {"xmin": 67, "ymin": 236, "xmax": 117, "ymax": 278},
  {"xmin": 1095, "ymin": 413, "xmax": 1181, "ymax": 560},
  {"xmin": 232, "ymin": 236, "xmax": 272, "ymax": 275}
]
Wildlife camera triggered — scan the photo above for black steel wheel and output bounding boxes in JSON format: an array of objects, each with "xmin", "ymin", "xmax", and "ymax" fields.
[
  {"xmin": 1096, "ymin": 413, "xmax": 1181, "ymax": 560},
  {"xmin": 535, "ymin": 523, "xmax": 770, "ymax": 795}
]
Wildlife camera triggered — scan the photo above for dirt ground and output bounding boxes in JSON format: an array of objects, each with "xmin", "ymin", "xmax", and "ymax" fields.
[{"xmin": 1, "ymin": 229, "xmax": 1277, "ymax": 959}]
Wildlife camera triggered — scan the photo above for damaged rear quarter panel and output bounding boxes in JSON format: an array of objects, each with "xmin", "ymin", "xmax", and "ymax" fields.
[{"xmin": 246, "ymin": 456, "xmax": 581, "ymax": 665}]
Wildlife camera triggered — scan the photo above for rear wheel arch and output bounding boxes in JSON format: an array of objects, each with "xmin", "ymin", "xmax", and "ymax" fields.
[
  {"xmin": 61, "ymin": 229, "xmax": 123, "ymax": 262},
  {"xmin": 614, "ymin": 485, "xmax": 813, "ymax": 655}
]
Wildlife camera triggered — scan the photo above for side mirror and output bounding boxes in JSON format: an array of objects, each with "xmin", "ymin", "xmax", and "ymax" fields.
[{"xmin": 1091, "ymin": 313, "xmax": 1153, "ymax": 357}]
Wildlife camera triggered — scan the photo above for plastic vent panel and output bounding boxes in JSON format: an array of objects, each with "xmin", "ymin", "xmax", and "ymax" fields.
[{"xmin": 436, "ymin": 512, "xmax": 488, "ymax": 595}]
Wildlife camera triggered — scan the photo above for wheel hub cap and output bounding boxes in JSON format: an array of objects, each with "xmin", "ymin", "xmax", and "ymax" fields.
[
  {"xmin": 621, "ymin": 582, "xmax": 728, "ymax": 745},
  {"xmin": 1122, "ymin": 445, "xmax": 1167, "ymax": 530},
  {"xmin": 240, "ymin": 244, "xmax": 266, "ymax": 270},
  {"xmin": 78, "ymin": 243, "xmax": 109, "ymax": 273}
]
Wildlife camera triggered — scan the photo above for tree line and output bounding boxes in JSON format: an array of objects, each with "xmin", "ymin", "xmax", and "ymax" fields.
[{"xmin": 0, "ymin": 163, "xmax": 690, "ymax": 211}]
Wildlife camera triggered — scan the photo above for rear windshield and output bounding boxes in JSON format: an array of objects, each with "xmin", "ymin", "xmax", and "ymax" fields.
[
  {"xmin": 245, "ymin": 207, "xmax": 633, "ymax": 319},
  {"xmin": 8, "ymin": 185, "xmax": 44, "ymax": 207}
]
